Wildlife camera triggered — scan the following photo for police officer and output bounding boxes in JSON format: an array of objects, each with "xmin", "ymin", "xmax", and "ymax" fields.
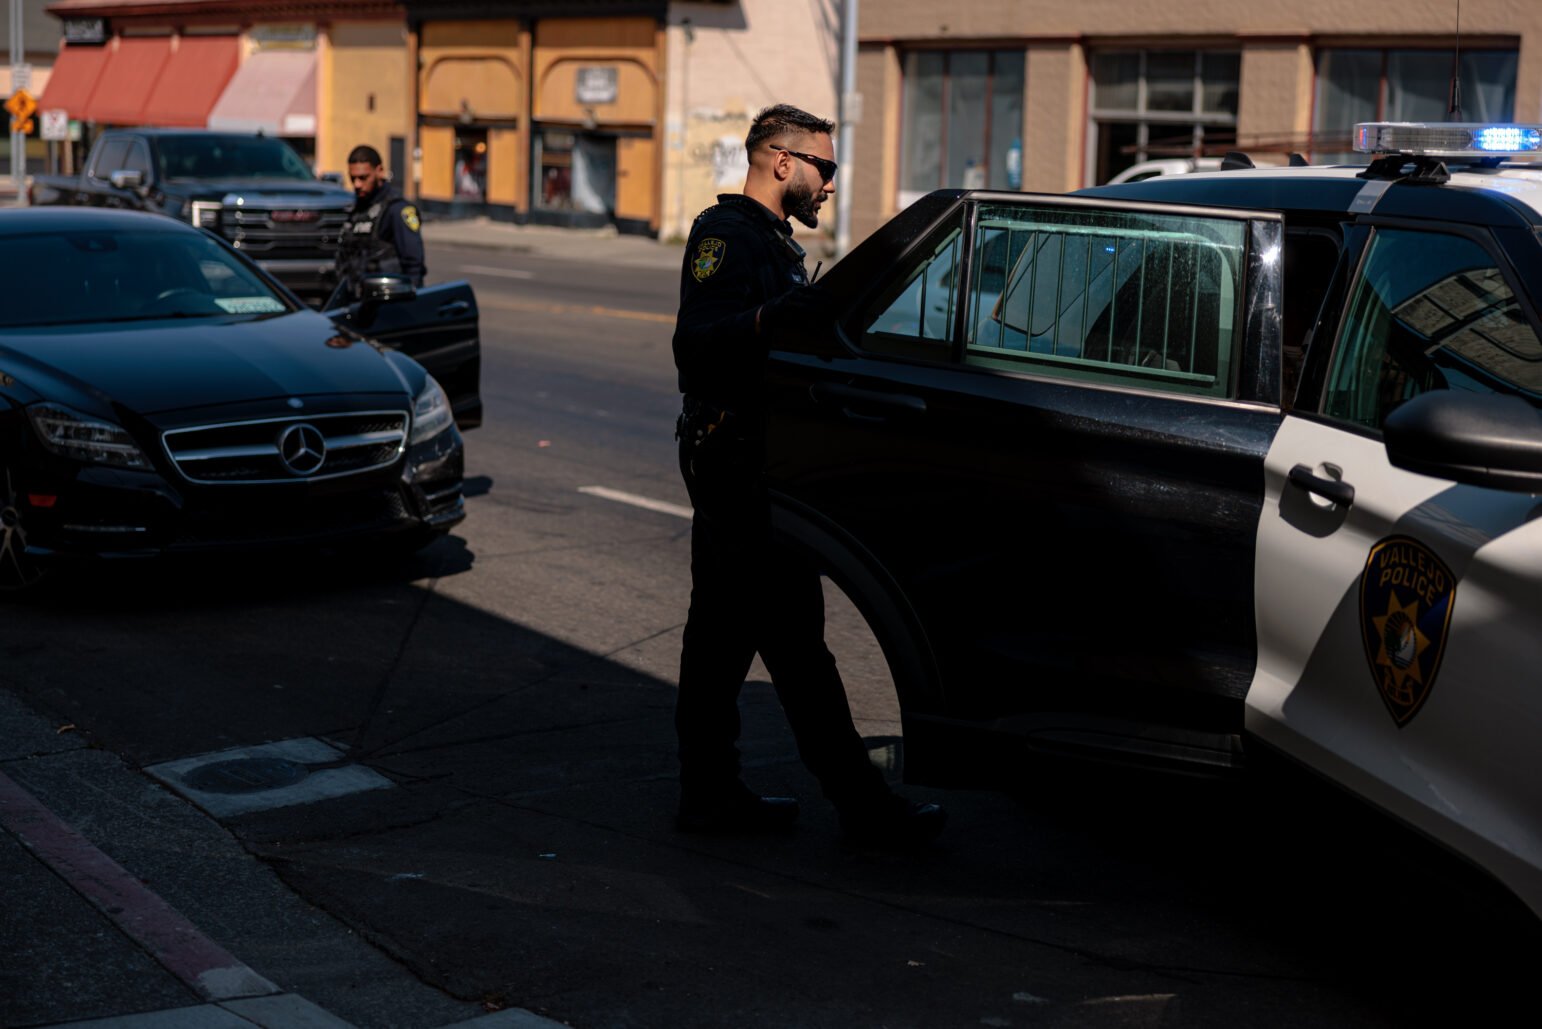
[
  {"xmin": 333, "ymin": 145, "xmax": 425, "ymax": 302},
  {"xmin": 672, "ymin": 104, "xmax": 946, "ymax": 845}
]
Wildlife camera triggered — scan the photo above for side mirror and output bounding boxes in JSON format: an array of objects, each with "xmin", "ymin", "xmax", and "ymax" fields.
[
  {"xmin": 361, "ymin": 275, "xmax": 417, "ymax": 304},
  {"xmin": 320, "ymin": 172, "xmax": 343, "ymax": 185},
  {"xmin": 1383, "ymin": 390, "xmax": 1542, "ymax": 493},
  {"xmin": 109, "ymin": 169, "xmax": 145, "ymax": 191}
]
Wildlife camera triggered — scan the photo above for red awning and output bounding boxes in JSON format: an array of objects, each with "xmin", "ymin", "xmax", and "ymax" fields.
[
  {"xmin": 87, "ymin": 36, "xmax": 174, "ymax": 125},
  {"xmin": 38, "ymin": 43, "xmax": 109, "ymax": 121},
  {"xmin": 208, "ymin": 49, "xmax": 318, "ymax": 137},
  {"xmin": 144, "ymin": 36, "xmax": 240, "ymax": 127}
]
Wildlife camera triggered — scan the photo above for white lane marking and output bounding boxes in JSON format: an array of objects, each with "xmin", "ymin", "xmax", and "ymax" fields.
[
  {"xmin": 579, "ymin": 485, "xmax": 693, "ymax": 521},
  {"xmin": 459, "ymin": 264, "xmax": 537, "ymax": 280}
]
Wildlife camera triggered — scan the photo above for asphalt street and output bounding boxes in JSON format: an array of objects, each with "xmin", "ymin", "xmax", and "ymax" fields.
[{"xmin": 3, "ymin": 232, "xmax": 1539, "ymax": 1028}]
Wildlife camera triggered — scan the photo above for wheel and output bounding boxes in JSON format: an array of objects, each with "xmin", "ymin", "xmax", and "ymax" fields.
[{"xmin": 0, "ymin": 469, "xmax": 46, "ymax": 594}]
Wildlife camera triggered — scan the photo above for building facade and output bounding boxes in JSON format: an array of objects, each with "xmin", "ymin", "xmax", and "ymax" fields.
[
  {"xmin": 38, "ymin": 0, "xmax": 410, "ymax": 177},
  {"xmin": 850, "ymin": 0, "xmax": 1542, "ymax": 242},
  {"xmin": 662, "ymin": 0, "xmax": 839, "ymax": 240},
  {"xmin": 404, "ymin": 0, "xmax": 670, "ymax": 233},
  {"xmin": 401, "ymin": 1, "xmax": 835, "ymax": 237}
]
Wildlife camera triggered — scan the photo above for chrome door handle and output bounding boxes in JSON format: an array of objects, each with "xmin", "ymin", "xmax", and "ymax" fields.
[{"xmin": 1287, "ymin": 464, "xmax": 1355, "ymax": 507}]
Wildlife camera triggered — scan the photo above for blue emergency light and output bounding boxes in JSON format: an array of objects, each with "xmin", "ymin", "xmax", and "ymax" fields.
[{"xmin": 1355, "ymin": 122, "xmax": 1542, "ymax": 158}]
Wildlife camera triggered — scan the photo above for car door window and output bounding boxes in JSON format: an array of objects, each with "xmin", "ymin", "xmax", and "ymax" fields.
[
  {"xmin": 122, "ymin": 142, "xmax": 152, "ymax": 179},
  {"xmin": 1322, "ymin": 228, "xmax": 1542, "ymax": 430},
  {"xmin": 859, "ymin": 215, "xmax": 965, "ymax": 360},
  {"xmin": 966, "ymin": 203, "xmax": 1245, "ymax": 398},
  {"xmin": 90, "ymin": 140, "xmax": 131, "ymax": 182}
]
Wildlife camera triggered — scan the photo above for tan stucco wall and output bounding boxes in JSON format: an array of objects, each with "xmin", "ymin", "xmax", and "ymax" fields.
[
  {"xmin": 1237, "ymin": 43, "xmax": 1316, "ymax": 148},
  {"xmin": 663, "ymin": 0, "xmax": 840, "ymax": 241},
  {"xmin": 322, "ymin": 21, "xmax": 410, "ymax": 179},
  {"xmin": 416, "ymin": 19, "xmax": 530, "ymax": 208},
  {"xmin": 419, "ymin": 123, "xmax": 454, "ymax": 200},
  {"xmin": 1023, "ymin": 43, "xmax": 1083, "ymax": 196},
  {"xmin": 418, "ymin": 19, "xmax": 526, "ymax": 121},
  {"xmin": 850, "ymin": 43, "xmax": 899, "ymax": 243}
]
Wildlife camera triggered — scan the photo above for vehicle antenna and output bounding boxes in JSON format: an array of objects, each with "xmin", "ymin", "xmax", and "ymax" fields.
[{"xmin": 1447, "ymin": 0, "xmax": 1463, "ymax": 119}]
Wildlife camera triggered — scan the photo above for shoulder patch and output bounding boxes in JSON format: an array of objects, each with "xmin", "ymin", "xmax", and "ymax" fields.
[
  {"xmin": 692, "ymin": 237, "xmax": 726, "ymax": 282},
  {"xmin": 1359, "ymin": 535, "xmax": 1457, "ymax": 728},
  {"xmin": 401, "ymin": 205, "xmax": 421, "ymax": 232}
]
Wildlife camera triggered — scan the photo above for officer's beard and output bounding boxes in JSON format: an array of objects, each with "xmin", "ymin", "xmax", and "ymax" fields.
[{"xmin": 784, "ymin": 176, "xmax": 822, "ymax": 229}]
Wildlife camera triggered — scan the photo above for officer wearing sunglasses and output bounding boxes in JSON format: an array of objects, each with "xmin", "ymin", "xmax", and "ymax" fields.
[{"xmin": 671, "ymin": 103, "xmax": 947, "ymax": 847}]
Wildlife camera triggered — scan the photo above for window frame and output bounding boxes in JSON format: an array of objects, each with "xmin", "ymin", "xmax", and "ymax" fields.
[
  {"xmin": 1087, "ymin": 49, "xmax": 1241, "ymax": 186},
  {"xmin": 849, "ymin": 192, "xmax": 1285, "ymax": 405},
  {"xmin": 1309, "ymin": 46, "xmax": 1520, "ymax": 162},
  {"xmin": 88, "ymin": 137, "xmax": 134, "ymax": 183},
  {"xmin": 898, "ymin": 47, "xmax": 1026, "ymax": 197},
  {"xmin": 1310, "ymin": 216, "xmax": 1542, "ymax": 435}
]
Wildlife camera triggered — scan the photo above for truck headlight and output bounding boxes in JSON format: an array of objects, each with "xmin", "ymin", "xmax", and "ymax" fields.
[
  {"xmin": 409, "ymin": 376, "xmax": 453, "ymax": 444},
  {"xmin": 190, "ymin": 201, "xmax": 221, "ymax": 230},
  {"xmin": 28, "ymin": 404, "xmax": 152, "ymax": 469}
]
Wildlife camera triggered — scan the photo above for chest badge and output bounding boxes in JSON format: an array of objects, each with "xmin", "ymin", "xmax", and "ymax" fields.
[
  {"xmin": 692, "ymin": 237, "xmax": 726, "ymax": 282},
  {"xmin": 1358, "ymin": 535, "xmax": 1457, "ymax": 728}
]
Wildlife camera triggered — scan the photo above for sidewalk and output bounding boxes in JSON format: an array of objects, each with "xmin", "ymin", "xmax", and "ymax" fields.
[
  {"xmin": 419, "ymin": 216, "xmax": 684, "ymax": 272},
  {"xmin": 0, "ymin": 690, "xmax": 563, "ymax": 1029}
]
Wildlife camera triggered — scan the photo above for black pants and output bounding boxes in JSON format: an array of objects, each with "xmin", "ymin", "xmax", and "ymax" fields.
[{"xmin": 676, "ymin": 435, "xmax": 889, "ymax": 810}]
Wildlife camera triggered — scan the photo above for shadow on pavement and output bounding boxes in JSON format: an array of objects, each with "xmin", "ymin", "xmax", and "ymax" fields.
[{"xmin": 3, "ymin": 545, "xmax": 1538, "ymax": 1029}]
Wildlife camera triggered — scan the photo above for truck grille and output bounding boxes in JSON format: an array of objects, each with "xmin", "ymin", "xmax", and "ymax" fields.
[
  {"xmin": 223, "ymin": 206, "xmax": 349, "ymax": 257},
  {"xmin": 162, "ymin": 411, "xmax": 408, "ymax": 484}
]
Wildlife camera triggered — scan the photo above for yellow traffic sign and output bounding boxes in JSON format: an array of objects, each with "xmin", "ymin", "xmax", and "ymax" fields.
[
  {"xmin": 11, "ymin": 117, "xmax": 34, "ymax": 135},
  {"xmin": 5, "ymin": 89, "xmax": 37, "ymax": 122}
]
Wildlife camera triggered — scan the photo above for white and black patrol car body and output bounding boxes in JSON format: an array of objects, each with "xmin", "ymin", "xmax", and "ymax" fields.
[{"xmin": 760, "ymin": 126, "xmax": 1542, "ymax": 917}]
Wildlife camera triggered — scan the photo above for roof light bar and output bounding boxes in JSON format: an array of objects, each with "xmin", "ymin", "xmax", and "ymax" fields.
[{"xmin": 1354, "ymin": 122, "xmax": 1542, "ymax": 158}]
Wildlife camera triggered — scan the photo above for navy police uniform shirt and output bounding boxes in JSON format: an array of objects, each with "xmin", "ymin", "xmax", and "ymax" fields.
[
  {"xmin": 672, "ymin": 194, "xmax": 810, "ymax": 414},
  {"xmin": 337, "ymin": 183, "xmax": 426, "ymax": 288}
]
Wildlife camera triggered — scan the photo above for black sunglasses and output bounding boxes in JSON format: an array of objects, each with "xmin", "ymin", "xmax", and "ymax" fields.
[{"xmin": 769, "ymin": 145, "xmax": 837, "ymax": 184}]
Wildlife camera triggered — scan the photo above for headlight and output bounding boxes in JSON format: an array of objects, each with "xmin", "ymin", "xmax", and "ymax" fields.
[
  {"xmin": 27, "ymin": 404, "xmax": 152, "ymax": 469},
  {"xmin": 409, "ymin": 376, "xmax": 453, "ymax": 444},
  {"xmin": 190, "ymin": 201, "xmax": 221, "ymax": 230}
]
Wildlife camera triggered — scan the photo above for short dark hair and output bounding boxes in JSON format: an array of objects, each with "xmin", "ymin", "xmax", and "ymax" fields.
[
  {"xmin": 745, "ymin": 104, "xmax": 835, "ymax": 155},
  {"xmin": 347, "ymin": 145, "xmax": 383, "ymax": 167}
]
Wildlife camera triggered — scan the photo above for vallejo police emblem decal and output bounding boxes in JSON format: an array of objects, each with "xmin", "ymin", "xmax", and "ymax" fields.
[
  {"xmin": 692, "ymin": 237, "xmax": 725, "ymax": 282},
  {"xmin": 1359, "ymin": 536, "xmax": 1457, "ymax": 728}
]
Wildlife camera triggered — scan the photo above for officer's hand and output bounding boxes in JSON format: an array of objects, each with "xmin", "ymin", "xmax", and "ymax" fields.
[{"xmin": 759, "ymin": 284, "xmax": 837, "ymax": 337}]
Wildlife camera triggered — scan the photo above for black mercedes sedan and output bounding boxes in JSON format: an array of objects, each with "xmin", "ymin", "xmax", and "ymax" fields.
[{"xmin": 0, "ymin": 207, "xmax": 481, "ymax": 591}]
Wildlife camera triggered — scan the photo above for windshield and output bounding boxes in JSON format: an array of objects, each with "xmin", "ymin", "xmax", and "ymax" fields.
[
  {"xmin": 157, "ymin": 135, "xmax": 315, "ymax": 182},
  {"xmin": 0, "ymin": 229, "xmax": 294, "ymax": 328}
]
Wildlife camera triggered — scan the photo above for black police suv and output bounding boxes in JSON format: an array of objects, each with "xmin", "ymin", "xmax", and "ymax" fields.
[
  {"xmin": 760, "ymin": 123, "xmax": 1542, "ymax": 917},
  {"xmin": 0, "ymin": 207, "xmax": 482, "ymax": 591}
]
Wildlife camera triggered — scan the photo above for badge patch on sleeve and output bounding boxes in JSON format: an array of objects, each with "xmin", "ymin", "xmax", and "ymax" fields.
[
  {"xmin": 692, "ymin": 237, "xmax": 726, "ymax": 282},
  {"xmin": 1359, "ymin": 536, "xmax": 1457, "ymax": 727},
  {"xmin": 401, "ymin": 205, "xmax": 421, "ymax": 232}
]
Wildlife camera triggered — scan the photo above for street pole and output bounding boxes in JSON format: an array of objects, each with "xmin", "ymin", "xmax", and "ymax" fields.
[
  {"xmin": 834, "ymin": 0, "xmax": 857, "ymax": 258},
  {"xmin": 9, "ymin": 0, "xmax": 23, "ymax": 192}
]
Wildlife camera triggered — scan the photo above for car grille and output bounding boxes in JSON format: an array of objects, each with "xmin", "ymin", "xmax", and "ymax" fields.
[
  {"xmin": 221, "ymin": 206, "xmax": 349, "ymax": 257},
  {"xmin": 162, "ymin": 411, "xmax": 409, "ymax": 484}
]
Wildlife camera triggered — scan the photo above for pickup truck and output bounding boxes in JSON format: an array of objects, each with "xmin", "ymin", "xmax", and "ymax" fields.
[{"xmin": 29, "ymin": 128, "xmax": 354, "ymax": 305}]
